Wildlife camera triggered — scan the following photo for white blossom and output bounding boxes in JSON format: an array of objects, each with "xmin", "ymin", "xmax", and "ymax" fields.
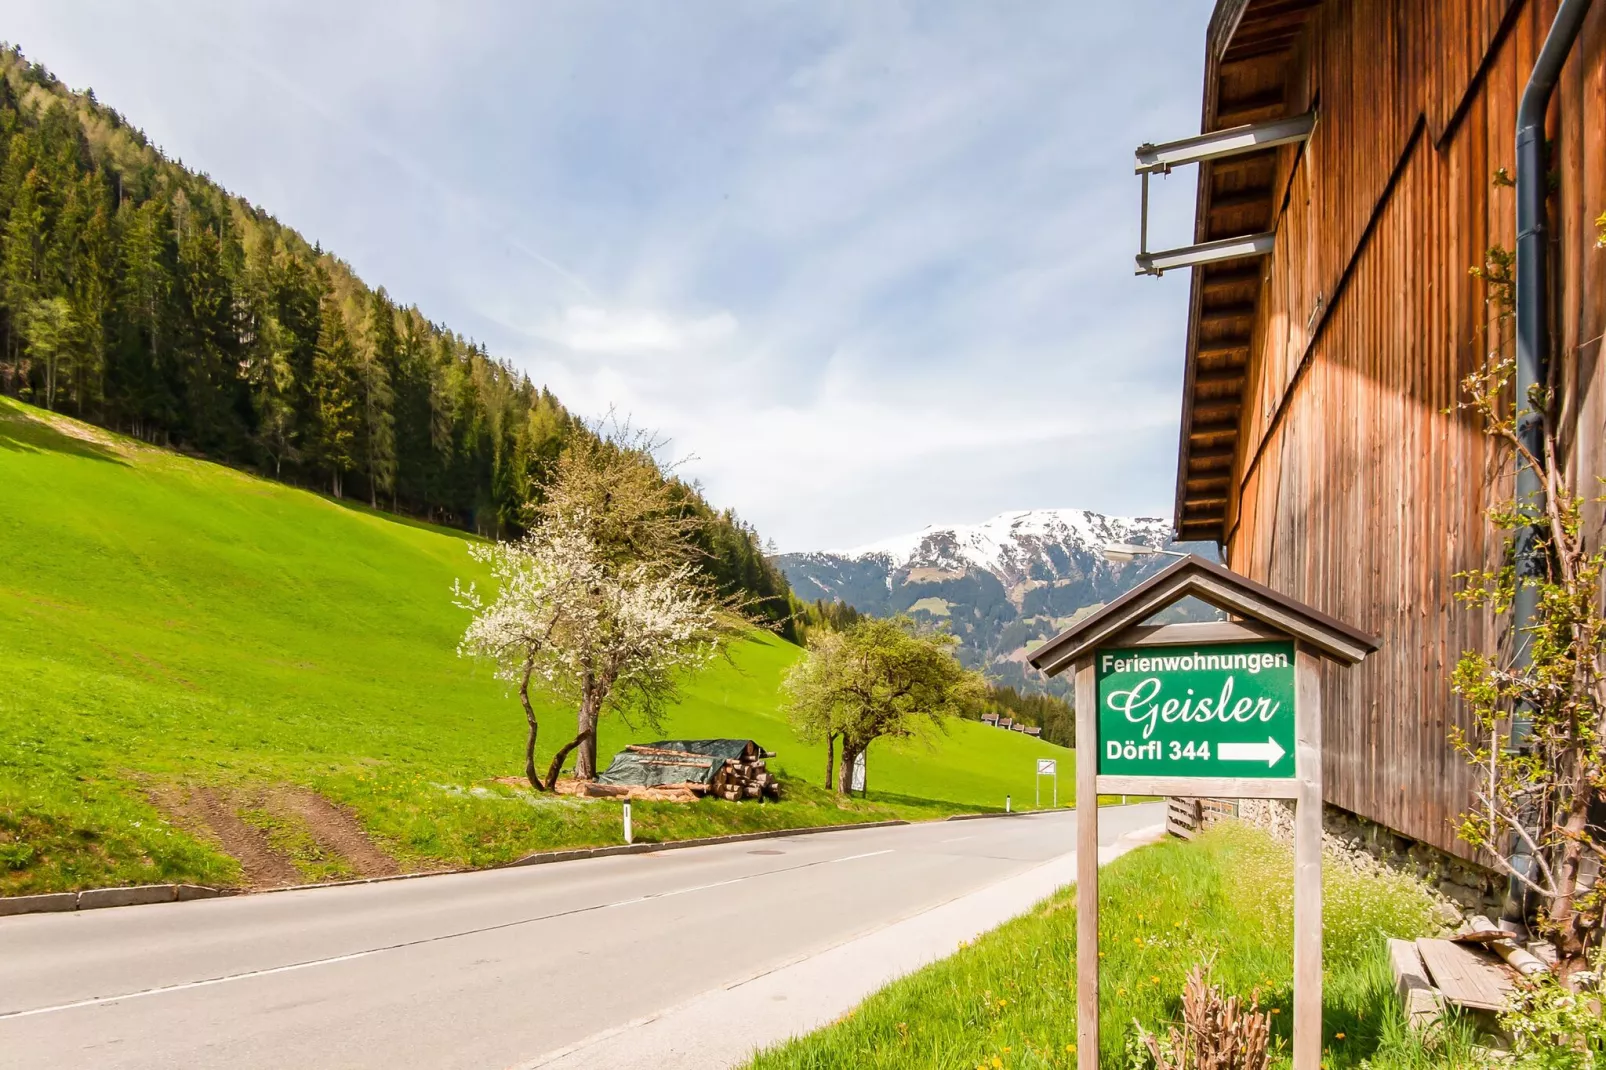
[{"xmin": 454, "ymin": 511, "xmax": 725, "ymax": 764}]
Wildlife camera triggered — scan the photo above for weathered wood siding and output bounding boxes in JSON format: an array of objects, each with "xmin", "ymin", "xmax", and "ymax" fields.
[{"xmin": 1220, "ymin": 0, "xmax": 1606, "ymax": 860}]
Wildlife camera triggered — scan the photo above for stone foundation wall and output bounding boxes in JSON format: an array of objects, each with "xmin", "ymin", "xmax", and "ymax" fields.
[{"xmin": 1230, "ymin": 799, "xmax": 1505, "ymax": 919}]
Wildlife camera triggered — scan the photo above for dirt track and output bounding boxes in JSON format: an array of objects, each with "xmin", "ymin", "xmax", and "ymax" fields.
[{"xmin": 151, "ymin": 786, "xmax": 399, "ymax": 888}]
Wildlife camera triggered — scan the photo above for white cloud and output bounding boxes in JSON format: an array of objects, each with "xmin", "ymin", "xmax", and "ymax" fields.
[
  {"xmin": 534, "ymin": 306, "xmax": 738, "ymax": 356},
  {"xmin": 12, "ymin": 0, "xmax": 1212, "ymax": 550}
]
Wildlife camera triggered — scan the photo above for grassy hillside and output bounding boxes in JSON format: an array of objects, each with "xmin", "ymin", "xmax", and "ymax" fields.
[{"xmin": 0, "ymin": 398, "xmax": 1073, "ymax": 895}]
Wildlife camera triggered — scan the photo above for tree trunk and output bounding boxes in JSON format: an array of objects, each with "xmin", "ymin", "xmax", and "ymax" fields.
[
  {"xmin": 519, "ymin": 656, "xmax": 544, "ymax": 791},
  {"xmin": 545, "ymin": 727, "xmax": 594, "ymax": 789},
  {"xmin": 574, "ymin": 673, "xmax": 601, "ymax": 780},
  {"xmin": 1547, "ymin": 793, "xmax": 1593, "ymax": 974},
  {"xmin": 836, "ymin": 742, "xmax": 860, "ymax": 794},
  {"xmin": 823, "ymin": 733, "xmax": 836, "ymax": 790}
]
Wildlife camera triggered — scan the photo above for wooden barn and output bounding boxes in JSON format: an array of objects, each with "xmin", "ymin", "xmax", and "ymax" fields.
[{"xmin": 1156, "ymin": 0, "xmax": 1606, "ymax": 865}]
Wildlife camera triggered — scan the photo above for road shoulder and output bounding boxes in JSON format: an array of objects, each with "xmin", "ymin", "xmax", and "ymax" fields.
[{"xmin": 521, "ymin": 820, "xmax": 1168, "ymax": 1070}]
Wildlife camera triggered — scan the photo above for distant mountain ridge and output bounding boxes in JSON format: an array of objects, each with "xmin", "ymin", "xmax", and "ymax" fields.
[{"xmin": 775, "ymin": 509, "xmax": 1212, "ymax": 696}]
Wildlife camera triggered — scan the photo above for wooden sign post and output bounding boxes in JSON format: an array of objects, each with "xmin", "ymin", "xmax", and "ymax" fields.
[{"xmin": 1026, "ymin": 557, "xmax": 1377, "ymax": 1070}]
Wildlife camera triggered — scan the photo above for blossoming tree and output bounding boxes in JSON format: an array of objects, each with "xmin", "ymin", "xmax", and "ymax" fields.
[
  {"xmin": 454, "ymin": 427, "xmax": 739, "ymax": 789},
  {"xmin": 454, "ymin": 514, "xmax": 727, "ymax": 789}
]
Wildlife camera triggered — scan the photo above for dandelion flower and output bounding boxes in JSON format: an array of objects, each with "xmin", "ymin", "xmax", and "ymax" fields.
[
  {"xmin": 1271, "ymin": 1008, "xmax": 1282, "ymax": 1015},
  {"xmin": 1335, "ymin": 1032, "xmax": 1345, "ymax": 1040}
]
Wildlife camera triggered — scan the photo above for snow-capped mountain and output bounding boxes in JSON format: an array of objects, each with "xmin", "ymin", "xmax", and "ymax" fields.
[
  {"xmin": 774, "ymin": 509, "xmax": 1213, "ymax": 696},
  {"xmin": 839, "ymin": 509, "xmax": 1176, "ymax": 586}
]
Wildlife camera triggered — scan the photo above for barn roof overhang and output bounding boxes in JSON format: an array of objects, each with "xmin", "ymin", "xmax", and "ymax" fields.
[{"xmin": 1172, "ymin": 0, "xmax": 1322, "ymax": 545}]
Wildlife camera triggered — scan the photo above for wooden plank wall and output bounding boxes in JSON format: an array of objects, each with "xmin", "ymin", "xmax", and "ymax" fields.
[{"xmin": 1221, "ymin": 0, "xmax": 1606, "ymax": 860}]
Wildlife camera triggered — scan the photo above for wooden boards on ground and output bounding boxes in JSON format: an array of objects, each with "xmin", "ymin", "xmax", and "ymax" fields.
[{"xmin": 1415, "ymin": 938, "xmax": 1514, "ymax": 1012}]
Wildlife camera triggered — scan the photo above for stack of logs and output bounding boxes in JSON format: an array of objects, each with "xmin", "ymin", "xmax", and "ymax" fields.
[
  {"xmin": 710, "ymin": 752, "xmax": 780, "ymax": 801},
  {"xmin": 623, "ymin": 744, "xmax": 781, "ymax": 801}
]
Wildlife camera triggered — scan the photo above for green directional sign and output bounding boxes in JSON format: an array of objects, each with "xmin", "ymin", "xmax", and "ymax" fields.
[{"xmin": 1095, "ymin": 640, "xmax": 1296, "ymax": 779}]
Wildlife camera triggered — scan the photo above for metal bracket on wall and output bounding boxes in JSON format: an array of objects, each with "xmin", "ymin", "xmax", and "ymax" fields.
[
  {"xmin": 1137, "ymin": 232, "xmax": 1275, "ymax": 276},
  {"xmin": 1134, "ymin": 112, "xmax": 1315, "ymax": 277}
]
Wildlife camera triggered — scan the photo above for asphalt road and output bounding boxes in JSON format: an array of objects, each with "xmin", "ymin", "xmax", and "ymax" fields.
[{"xmin": 0, "ymin": 803, "xmax": 1163, "ymax": 1070}]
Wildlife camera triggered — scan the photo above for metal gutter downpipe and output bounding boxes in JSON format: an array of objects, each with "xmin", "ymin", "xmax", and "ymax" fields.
[{"xmin": 1507, "ymin": 0, "xmax": 1594, "ymax": 924}]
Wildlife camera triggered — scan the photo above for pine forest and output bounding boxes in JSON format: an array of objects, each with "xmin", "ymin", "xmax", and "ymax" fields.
[{"xmin": 0, "ymin": 47, "xmax": 794, "ymax": 632}]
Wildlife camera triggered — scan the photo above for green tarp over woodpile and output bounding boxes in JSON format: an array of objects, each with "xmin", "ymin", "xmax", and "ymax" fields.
[
  {"xmin": 641, "ymin": 739, "xmax": 772, "ymax": 761},
  {"xmin": 595, "ymin": 739, "xmax": 767, "ymax": 788}
]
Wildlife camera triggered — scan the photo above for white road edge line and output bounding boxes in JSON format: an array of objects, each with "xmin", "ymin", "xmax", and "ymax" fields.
[
  {"xmin": 510, "ymin": 850, "xmax": 1076, "ymax": 1070},
  {"xmin": 0, "ymin": 849, "xmax": 895, "ymax": 1021},
  {"xmin": 516, "ymin": 820, "xmax": 1170, "ymax": 1070},
  {"xmin": 616, "ymin": 851, "xmax": 891, "ymax": 908}
]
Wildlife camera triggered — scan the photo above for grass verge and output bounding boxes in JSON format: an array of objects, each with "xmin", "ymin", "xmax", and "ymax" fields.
[{"xmin": 748, "ymin": 822, "xmax": 1488, "ymax": 1069}]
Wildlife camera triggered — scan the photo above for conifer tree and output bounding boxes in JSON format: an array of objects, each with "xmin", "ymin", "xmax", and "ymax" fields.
[
  {"xmin": 175, "ymin": 215, "xmax": 237, "ymax": 450},
  {"xmin": 359, "ymin": 289, "xmax": 398, "ymax": 507},
  {"xmin": 311, "ymin": 295, "xmax": 360, "ymax": 497},
  {"xmin": 67, "ymin": 175, "xmax": 112, "ymax": 413},
  {"xmin": 1, "ymin": 167, "xmax": 43, "ymax": 386},
  {"xmin": 115, "ymin": 197, "xmax": 173, "ymax": 436}
]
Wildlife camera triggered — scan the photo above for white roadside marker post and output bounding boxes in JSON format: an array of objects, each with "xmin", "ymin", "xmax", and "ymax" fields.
[{"xmin": 623, "ymin": 802, "xmax": 632, "ymax": 845}]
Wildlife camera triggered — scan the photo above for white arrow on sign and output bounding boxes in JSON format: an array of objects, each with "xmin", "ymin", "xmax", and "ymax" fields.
[{"xmin": 1217, "ymin": 738, "xmax": 1287, "ymax": 767}]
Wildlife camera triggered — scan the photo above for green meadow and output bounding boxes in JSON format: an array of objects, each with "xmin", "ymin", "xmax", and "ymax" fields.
[{"xmin": 0, "ymin": 397, "xmax": 1073, "ymax": 895}]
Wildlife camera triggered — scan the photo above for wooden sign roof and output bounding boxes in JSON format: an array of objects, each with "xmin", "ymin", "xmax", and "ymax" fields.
[{"xmin": 1025, "ymin": 555, "xmax": 1378, "ymax": 677}]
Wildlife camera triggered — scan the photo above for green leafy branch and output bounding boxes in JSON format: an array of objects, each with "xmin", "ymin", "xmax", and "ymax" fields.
[{"xmin": 1452, "ymin": 222, "xmax": 1606, "ymax": 984}]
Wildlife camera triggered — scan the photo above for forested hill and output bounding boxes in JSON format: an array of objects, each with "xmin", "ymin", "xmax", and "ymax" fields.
[{"xmin": 0, "ymin": 46, "xmax": 793, "ymax": 631}]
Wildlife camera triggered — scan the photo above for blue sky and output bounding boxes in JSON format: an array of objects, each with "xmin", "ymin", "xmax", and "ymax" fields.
[{"xmin": 12, "ymin": 2, "xmax": 1211, "ymax": 550}]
